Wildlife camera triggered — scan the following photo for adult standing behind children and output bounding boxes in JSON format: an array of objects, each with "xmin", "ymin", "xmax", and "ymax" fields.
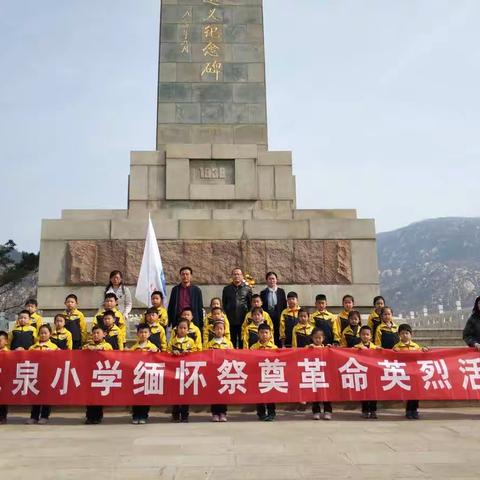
[
  {"xmin": 222, "ymin": 268, "xmax": 252, "ymax": 348},
  {"xmin": 168, "ymin": 267, "xmax": 204, "ymax": 330},
  {"xmin": 104, "ymin": 270, "xmax": 132, "ymax": 318},
  {"xmin": 463, "ymin": 296, "xmax": 480, "ymax": 351},
  {"xmin": 260, "ymin": 272, "xmax": 287, "ymax": 346}
]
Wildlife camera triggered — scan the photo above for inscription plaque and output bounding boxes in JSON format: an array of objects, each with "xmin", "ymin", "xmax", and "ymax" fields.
[{"xmin": 190, "ymin": 159, "xmax": 235, "ymax": 185}]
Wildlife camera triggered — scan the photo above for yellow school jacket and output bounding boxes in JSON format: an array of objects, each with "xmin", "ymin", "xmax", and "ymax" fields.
[
  {"xmin": 354, "ymin": 341, "xmax": 377, "ymax": 350},
  {"xmin": 143, "ymin": 322, "xmax": 167, "ymax": 352},
  {"xmin": 29, "ymin": 340, "xmax": 59, "ymax": 351},
  {"xmin": 242, "ymin": 322, "xmax": 263, "ymax": 349},
  {"xmin": 337, "ymin": 310, "xmax": 351, "ymax": 333},
  {"xmin": 167, "ymin": 335, "xmax": 198, "ymax": 354},
  {"xmin": 82, "ymin": 340, "xmax": 113, "ymax": 351},
  {"xmin": 93, "ymin": 308, "xmax": 126, "ymax": 338},
  {"xmin": 279, "ymin": 306, "xmax": 301, "ymax": 346},
  {"xmin": 30, "ymin": 312, "xmax": 44, "ymax": 331},
  {"xmin": 206, "ymin": 337, "xmax": 234, "ymax": 350},
  {"xmin": 241, "ymin": 311, "xmax": 273, "ymax": 334},
  {"xmin": 250, "ymin": 340, "xmax": 277, "ymax": 350},
  {"xmin": 367, "ymin": 310, "xmax": 382, "ymax": 340},
  {"xmin": 375, "ymin": 322, "xmax": 399, "ymax": 349},
  {"xmin": 292, "ymin": 323, "xmax": 314, "ymax": 348},
  {"xmin": 393, "ymin": 341, "xmax": 422, "ymax": 351},
  {"xmin": 340, "ymin": 325, "xmax": 362, "ymax": 348},
  {"xmin": 51, "ymin": 328, "xmax": 73, "ymax": 350},
  {"xmin": 9, "ymin": 325, "xmax": 38, "ymax": 350},
  {"xmin": 186, "ymin": 322, "xmax": 203, "ymax": 351},
  {"xmin": 203, "ymin": 313, "xmax": 231, "ymax": 346},
  {"xmin": 309, "ymin": 310, "xmax": 340, "ymax": 345},
  {"xmin": 142, "ymin": 306, "xmax": 168, "ymax": 329},
  {"xmin": 130, "ymin": 341, "xmax": 159, "ymax": 352},
  {"xmin": 104, "ymin": 325, "xmax": 124, "ymax": 351},
  {"xmin": 63, "ymin": 309, "xmax": 88, "ymax": 346}
]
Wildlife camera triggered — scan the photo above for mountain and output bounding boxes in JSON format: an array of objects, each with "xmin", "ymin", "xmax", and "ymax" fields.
[{"xmin": 377, "ymin": 217, "xmax": 480, "ymax": 315}]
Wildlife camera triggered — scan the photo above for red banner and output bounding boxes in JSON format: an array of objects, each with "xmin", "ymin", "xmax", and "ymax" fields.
[{"xmin": 1, "ymin": 348, "xmax": 480, "ymax": 405}]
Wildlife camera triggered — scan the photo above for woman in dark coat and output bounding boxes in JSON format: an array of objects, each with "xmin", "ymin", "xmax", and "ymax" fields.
[{"xmin": 462, "ymin": 296, "xmax": 480, "ymax": 351}]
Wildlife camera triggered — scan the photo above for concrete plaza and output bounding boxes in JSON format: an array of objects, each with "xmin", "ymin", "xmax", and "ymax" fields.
[{"xmin": 1, "ymin": 407, "xmax": 480, "ymax": 479}]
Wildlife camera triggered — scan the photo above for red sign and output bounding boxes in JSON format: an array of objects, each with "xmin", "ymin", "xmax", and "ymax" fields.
[{"xmin": 0, "ymin": 348, "xmax": 479, "ymax": 405}]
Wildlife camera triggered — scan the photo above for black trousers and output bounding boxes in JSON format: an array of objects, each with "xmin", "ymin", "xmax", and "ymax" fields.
[
  {"xmin": 0, "ymin": 405, "xmax": 8, "ymax": 420},
  {"xmin": 362, "ymin": 401, "xmax": 377, "ymax": 413},
  {"xmin": 31, "ymin": 405, "xmax": 51, "ymax": 420},
  {"xmin": 172, "ymin": 405, "xmax": 189, "ymax": 419},
  {"xmin": 406, "ymin": 400, "xmax": 419, "ymax": 412},
  {"xmin": 132, "ymin": 406, "xmax": 150, "ymax": 420},
  {"xmin": 257, "ymin": 403, "xmax": 276, "ymax": 417},
  {"xmin": 312, "ymin": 402, "xmax": 332, "ymax": 414},
  {"xmin": 211, "ymin": 404, "xmax": 227, "ymax": 415},
  {"xmin": 230, "ymin": 324, "xmax": 242, "ymax": 349},
  {"xmin": 86, "ymin": 406, "xmax": 103, "ymax": 421},
  {"xmin": 72, "ymin": 340, "xmax": 82, "ymax": 350}
]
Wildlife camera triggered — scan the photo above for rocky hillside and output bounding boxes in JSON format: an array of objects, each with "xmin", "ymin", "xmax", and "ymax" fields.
[{"xmin": 378, "ymin": 217, "xmax": 480, "ymax": 314}]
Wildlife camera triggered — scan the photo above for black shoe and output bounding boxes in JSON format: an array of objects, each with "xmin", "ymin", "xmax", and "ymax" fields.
[
  {"xmin": 369, "ymin": 412, "xmax": 378, "ymax": 419},
  {"xmin": 91, "ymin": 419, "xmax": 101, "ymax": 425},
  {"xmin": 258, "ymin": 414, "xmax": 268, "ymax": 421},
  {"xmin": 85, "ymin": 419, "xmax": 93, "ymax": 425},
  {"xmin": 171, "ymin": 416, "xmax": 180, "ymax": 423},
  {"xmin": 411, "ymin": 411, "xmax": 419, "ymax": 420},
  {"xmin": 406, "ymin": 411, "xmax": 413, "ymax": 419},
  {"xmin": 180, "ymin": 416, "xmax": 189, "ymax": 423}
]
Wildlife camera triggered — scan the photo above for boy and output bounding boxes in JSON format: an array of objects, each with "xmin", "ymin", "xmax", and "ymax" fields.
[
  {"xmin": 142, "ymin": 291, "xmax": 168, "ymax": 329},
  {"xmin": 242, "ymin": 307, "xmax": 265, "ymax": 349},
  {"xmin": 292, "ymin": 308, "xmax": 313, "ymax": 348},
  {"xmin": 9, "ymin": 310, "xmax": 37, "ymax": 350},
  {"xmin": 83, "ymin": 326, "xmax": 113, "ymax": 424},
  {"xmin": 375, "ymin": 307, "xmax": 399, "ymax": 349},
  {"xmin": 143, "ymin": 308, "xmax": 167, "ymax": 351},
  {"xmin": 337, "ymin": 295, "xmax": 355, "ymax": 333},
  {"xmin": 130, "ymin": 324, "xmax": 158, "ymax": 424},
  {"xmin": 242, "ymin": 294, "xmax": 274, "ymax": 334},
  {"xmin": 102, "ymin": 310, "xmax": 125, "ymax": 351},
  {"xmin": 0, "ymin": 331, "xmax": 9, "ymax": 424},
  {"xmin": 24, "ymin": 299, "xmax": 43, "ymax": 332},
  {"xmin": 309, "ymin": 294, "xmax": 340, "ymax": 346},
  {"xmin": 178, "ymin": 308, "xmax": 202, "ymax": 352},
  {"xmin": 167, "ymin": 318, "xmax": 199, "ymax": 422},
  {"xmin": 279, "ymin": 291, "xmax": 301, "ymax": 348},
  {"xmin": 93, "ymin": 293, "xmax": 126, "ymax": 339},
  {"xmin": 354, "ymin": 325, "xmax": 378, "ymax": 419},
  {"xmin": 203, "ymin": 305, "xmax": 231, "ymax": 347},
  {"xmin": 340, "ymin": 311, "xmax": 362, "ymax": 348},
  {"xmin": 27, "ymin": 324, "xmax": 58, "ymax": 425},
  {"xmin": 393, "ymin": 324, "xmax": 429, "ymax": 420},
  {"xmin": 308, "ymin": 328, "xmax": 332, "ymax": 420},
  {"xmin": 251, "ymin": 323, "xmax": 277, "ymax": 421},
  {"xmin": 51, "ymin": 314, "xmax": 73, "ymax": 350},
  {"xmin": 63, "ymin": 294, "xmax": 87, "ymax": 349},
  {"xmin": 367, "ymin": 295, "xmax": 385, "ymax": 340},
  {"xmin": 206, "ymin": 320, "xmax": 234, "ymax": 422}
]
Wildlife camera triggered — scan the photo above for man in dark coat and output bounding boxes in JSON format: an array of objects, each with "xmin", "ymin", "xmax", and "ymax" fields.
[
  {"xmin": 222, "ymin": 268, "xmax": 252, "ymax": 348},
  {"xmin": 167, "ymin": 267, "xmax": 204, "ymax": 330},
  {"xmin": 463, "ymin": 296, "xmax": 480, "ymax": 351},
  {"xmin": 260, "ymin": 271, "xmax": 287, "ymax": 346}
]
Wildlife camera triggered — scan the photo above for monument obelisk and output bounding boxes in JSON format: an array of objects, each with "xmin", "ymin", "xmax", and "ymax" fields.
[{"xmin": 38, "ymin": 0, "xmax": 379, "ymax": 314}]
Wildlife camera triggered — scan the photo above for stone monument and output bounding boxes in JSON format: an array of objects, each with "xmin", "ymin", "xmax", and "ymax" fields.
[{"xmin": 38, "ymin": 0, "xmax": 379, "ymax": 314}]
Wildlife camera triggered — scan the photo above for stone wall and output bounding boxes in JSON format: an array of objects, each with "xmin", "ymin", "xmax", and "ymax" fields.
[{"xmin": 66, "ymin": 239, "xmax": 352, "ymax": 286}]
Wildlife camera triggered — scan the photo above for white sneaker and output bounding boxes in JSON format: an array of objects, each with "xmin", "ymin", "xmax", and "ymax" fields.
[
  {"xmin": 323, "ymin": 412, "xmax": 332, "ymax": 421},
  {"xmin": 219, "ymin": 414, "xmax": 227, "ymax": 422},
  {"xmin": 313, "ymin": 413, "xmax": 321, "ymax": 420},
  {"xmin": 212, "ymin": 415, "xmax": 220, "ymax": 422},
  {"xmin": 25, "ymin": 418, "xmax": 37, "ymax": 425},
  {"xmin": 38, "ymin": 418, "xmax": 49, "ymax": 425}
]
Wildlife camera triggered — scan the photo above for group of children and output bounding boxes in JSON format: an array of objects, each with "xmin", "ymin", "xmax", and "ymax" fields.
[{"xmin": 0, "ymin": 292, "xmax": 428, "ymax": 425}]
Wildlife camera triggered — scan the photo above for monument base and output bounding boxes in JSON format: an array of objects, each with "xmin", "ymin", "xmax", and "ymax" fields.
[{"xmin": 38, "ymin": 144, "xmax": 379, "ymax": 314}]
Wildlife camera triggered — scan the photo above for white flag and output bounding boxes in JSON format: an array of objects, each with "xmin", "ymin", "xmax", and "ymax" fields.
[{"xmin": 135, "ymin": 215, "xmax": 167, "ymax": 307}]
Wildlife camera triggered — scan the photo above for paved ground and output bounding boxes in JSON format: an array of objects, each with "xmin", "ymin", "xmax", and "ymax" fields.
[{"xmin": 2, "ymin": 407, "xmax": 480, "ymax": 479}]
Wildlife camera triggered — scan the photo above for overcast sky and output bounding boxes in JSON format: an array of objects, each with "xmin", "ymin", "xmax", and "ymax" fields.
[{"xmin": 1, "ymin": 0, "xmax": 479, "ymax": 252}]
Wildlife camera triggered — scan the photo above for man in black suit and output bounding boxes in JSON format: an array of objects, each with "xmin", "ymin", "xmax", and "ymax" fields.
[
  {"xmin": 260, "ymin": 272, "xmax": 287, "ymax": 347},
  {"xmin": 167, "ymin": 267, "xmax": 204, "ymax": 330}
]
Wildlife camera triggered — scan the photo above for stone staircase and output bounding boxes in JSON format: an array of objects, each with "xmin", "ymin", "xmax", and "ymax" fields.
[{"xmin": 414, "ymin": 328, "xmax": 465, "ymax": 347}]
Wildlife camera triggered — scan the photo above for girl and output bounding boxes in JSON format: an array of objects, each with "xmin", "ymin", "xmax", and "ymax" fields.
[
  {"xmin": 367, "ymin": 296, "xmax": 385, "ymax": 340},
  {"xmin": 26, "ymin": 324, "xmax": 58, "ymax": 425},
  {"xmin": 104, "ymin": 270, "xmax": 132, "ymax": 317},
  {"xmin": 203, "ymin": 298, "xmax": 231, "ymax": 346},
  {"xmin": 340, "ymin": 310, "xmax": 362, "ymax": 348},
  {"xmin": 374, "ymin": 306, "xmax": 399, "ymax": 349}
]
